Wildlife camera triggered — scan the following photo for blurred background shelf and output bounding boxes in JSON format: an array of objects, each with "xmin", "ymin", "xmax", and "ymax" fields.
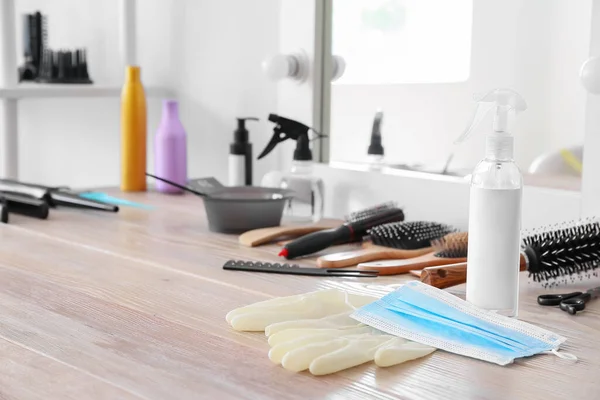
[
  {"xmin": 0, "ymin": 84, "xmax": 175, "ymax": 99},
  {"xmin": 0, "ymin": 0, "xmax": 169, "ymax": 179}
]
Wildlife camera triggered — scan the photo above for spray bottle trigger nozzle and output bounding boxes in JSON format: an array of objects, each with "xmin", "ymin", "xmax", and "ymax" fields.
[
  {"xmin": 454, "ymin": 88, "xmax": 527, "ymax": 145},
  {"xmin": 454, "ymin": 102, "xmax": 495, "ymax": 145}
]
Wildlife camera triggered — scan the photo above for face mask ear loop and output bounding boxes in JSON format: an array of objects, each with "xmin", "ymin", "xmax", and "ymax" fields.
[
  {"xmin": 344, "ymin": 291, "xmax": 357, "ymax": 311},
  {"xmin": 542, "ymin": 348, "xmax": 578, "ymax": 361}
]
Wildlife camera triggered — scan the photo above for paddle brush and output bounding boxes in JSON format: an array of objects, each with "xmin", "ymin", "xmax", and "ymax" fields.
[
  {"xmin": 279, "ymin": 202, "xmax": 405, "ymax": 259},
  {"xmin": 316, "ymin": 221, "xmax": 456, "ymax": 268},
  {"xmin": 420, "ymin": 219, "xmax": 600, "ymax": 289},
  {"xmin": 357, "ymin": 232, "xmax": 469, "ymax": 275}
]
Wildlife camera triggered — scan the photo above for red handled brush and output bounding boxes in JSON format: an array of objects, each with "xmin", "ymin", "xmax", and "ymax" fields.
[
  {"xmin": 316, "ymin": 221, "xmax": 456, "ymax": 268},
  {"xmin": 279, "ymin": 202, "xmax": 405, "ymax": 259}
]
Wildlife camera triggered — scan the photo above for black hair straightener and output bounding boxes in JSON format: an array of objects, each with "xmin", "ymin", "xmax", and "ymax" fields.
[{"xmin": 0, "ymin": 179, "xmax": 119, "ymax": 213}]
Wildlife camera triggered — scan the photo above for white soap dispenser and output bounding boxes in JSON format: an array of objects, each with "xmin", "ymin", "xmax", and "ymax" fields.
[{"xmin": 455, "ymin": 88, "xmax": 527, "ymax": 317}]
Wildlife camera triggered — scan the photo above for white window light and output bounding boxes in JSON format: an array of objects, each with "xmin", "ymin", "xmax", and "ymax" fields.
[{"xmin": 333, "ymin": 0, "xmax": 473, "ymax": 85}]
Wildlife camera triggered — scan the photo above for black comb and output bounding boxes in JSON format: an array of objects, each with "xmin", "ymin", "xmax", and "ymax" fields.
[
  {"xmin": 368, "ymin": 221, "xmax": 456, "ymax": 250},
  {"xmin": 522, "ymin": 219, "xmax": 600, "ymax": 286},
  {"xmin": 280, "ymin": 202, "xmax": 404, "ymax": 259},
  {"xmin": 223, "ymin": 260, "xmax": 378, "ymax": 277}
]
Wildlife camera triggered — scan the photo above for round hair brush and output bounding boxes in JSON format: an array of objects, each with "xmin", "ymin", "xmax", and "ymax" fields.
[
  {"xmin": 316, "ymin": 221, "xmax": 456, "ymax": 268},
  {"xmin": 420, "ymin": 219, "xmax": 600, "ymax": 289},
  {"xmin": 357, "ymin": 232, "xmax": 468, "ymax": 275}
]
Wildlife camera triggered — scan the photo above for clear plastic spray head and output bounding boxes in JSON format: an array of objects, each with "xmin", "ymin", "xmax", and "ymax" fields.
[{"xmin": 455, "ymin": 88, "xmax": 527, "ymax": 161}]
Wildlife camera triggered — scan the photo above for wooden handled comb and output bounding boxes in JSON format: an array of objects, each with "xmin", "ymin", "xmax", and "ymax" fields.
[
  {"xmin": 317, "ymin": 244, "xmax": 433, "ymax": 268},
  {"xmin": 239, "ymin": 220, "xmax": 341, "ymax": 247},
  {"xmin": 357, "ymin": 252, "xmax": 467, "ymax": 276},
  {"xmin": 357, "ymin": 232, "xmax": 468, "ymax": 276},
  {"xmin": 420, "ymin": 257, "xmax": 528, "ymax": 289}
]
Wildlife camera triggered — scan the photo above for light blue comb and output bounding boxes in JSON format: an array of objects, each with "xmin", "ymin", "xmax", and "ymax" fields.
[{"xmin": 79, "ymin": 192, "xmax": 154, "ymax": 210}]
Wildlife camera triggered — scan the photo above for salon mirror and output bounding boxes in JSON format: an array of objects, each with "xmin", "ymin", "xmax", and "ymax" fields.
[{"xmin": 328, "ymin": 0, "xmax": 588, "ymax": 192}]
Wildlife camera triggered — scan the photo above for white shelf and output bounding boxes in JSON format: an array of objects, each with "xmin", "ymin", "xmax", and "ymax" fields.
[{"xmin": 0, "ymin": 84, "xmax": 175, "ymax": 99}]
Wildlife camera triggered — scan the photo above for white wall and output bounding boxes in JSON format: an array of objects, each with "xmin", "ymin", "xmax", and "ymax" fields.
[
  {"xmin": 330, "ymin": 0, "xmax": 593, "ymax": 173},
  {"xmin": 14, "ymin": 0, "xmax": 280, "ymax": 188},
  {"xmin": 315, "ymin": 163, "xmax": 582, "ymax": 230}
]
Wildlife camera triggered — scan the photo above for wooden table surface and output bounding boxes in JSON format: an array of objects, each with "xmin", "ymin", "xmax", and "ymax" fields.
[{"xmin": 1, "ymin": 189, "xmax": 598, "ymax": 400}]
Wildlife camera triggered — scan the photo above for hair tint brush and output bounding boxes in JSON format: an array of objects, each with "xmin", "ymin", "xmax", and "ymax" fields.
[
  {"xmin": 357, "ymin": 232, "xmax": 468, "ymax": 275},
  {"xmin": 279, "ymin": 202, "xmax": 404, "ymax": 259},
  {"xmin": 420, "ymin": 219, "xmax": 600, "ymax": 289},
  {"xmin": 239, "ymin": 220, "xmax": 343, "ymax": 247},
  {"xmin": 316, "ymin": 221, "xmax": 455, "ymax": 268},
  {"xmin": 239, "ymin": 208, "xmax": 388, "ymax": 247}
]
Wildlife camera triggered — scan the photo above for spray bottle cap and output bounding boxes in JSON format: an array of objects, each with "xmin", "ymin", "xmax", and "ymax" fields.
[
  {"xmin": 258, "ymin": 114, "xmax": 325, "ymax": 161},
  {"xmin": 455, "ymin": 88, "xmax": 527, "ymax": 160},
  {"xmin": 234, "ymin": 117, "xmax": 259, "ymax": 143}
]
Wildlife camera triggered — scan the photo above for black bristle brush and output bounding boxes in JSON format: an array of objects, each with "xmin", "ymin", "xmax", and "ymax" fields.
[
  {"xmin": 278, "ymin": 202, "xmax": 405, "ymax": 259},
  {"xmin": 522, "ymin": 218, "xmax": 600, "ymax": 286},
  {"xmin": 420, "ymin": 219, "xmax": 600, "ymax": 289},
  {"xmin": 316, "ymin": 221, "xmax": 456, "ymax": 268}
]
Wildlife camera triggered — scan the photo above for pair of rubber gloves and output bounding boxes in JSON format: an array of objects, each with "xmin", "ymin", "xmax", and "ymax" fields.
[{"xmin": 226, "ymin": 288, "xmax": 435, "ymax": 376}]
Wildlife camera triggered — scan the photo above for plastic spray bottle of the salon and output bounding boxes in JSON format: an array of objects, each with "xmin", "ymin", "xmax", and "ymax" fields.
[
  {"xmin": 258, "ymin": 114, "xmax": 324, "ymax": 223},
  {"xmin": 456, "ymin": 88, "xmax": 527, "ymax": 318}
]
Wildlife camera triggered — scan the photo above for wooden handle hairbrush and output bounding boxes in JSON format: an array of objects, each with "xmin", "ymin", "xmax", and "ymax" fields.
[
  {"xmin": 420, "ymin": 219, "xmax": 600, "ymax": 288},
  {"xmin": 358, "ymin": 252, "xmax": 467, "ymax": 276},
  {"xmin": 420, "ymin": 256, "xmax": 528, "ymax": 289},
  {"xmin": 239, "ymin": 220, "xmax": 341, "ymax": 247},
  {"xmin": 317, "ymin": 245, "xmax": 433, "ymax": 268},
  {"xmin": 357, "ymin": 232, "xmax": 469, "ymax": 276}
]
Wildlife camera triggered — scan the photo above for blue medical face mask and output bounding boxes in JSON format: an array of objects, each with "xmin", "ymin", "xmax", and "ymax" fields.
[{"xmin": 351, "ymin": 281, "xmax": 575, "ymax": 365}]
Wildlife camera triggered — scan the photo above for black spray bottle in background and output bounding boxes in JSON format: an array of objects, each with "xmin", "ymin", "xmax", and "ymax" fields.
[{"xmin": 258, "ymin": 114, "xmax": 325, "ymax": 223}]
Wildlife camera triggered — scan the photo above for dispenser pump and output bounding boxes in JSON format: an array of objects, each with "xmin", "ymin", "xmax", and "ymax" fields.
[
  {"xmin": 229, "ymin": 117, "xmax": 258, "ymax": 186},
  {"xmin": 234, "ymin": 117, "xmax": 259, "ymax": 144},
  {"xmin": 455, "ymin": 88, "xmax": 527, "ymax": 160}
]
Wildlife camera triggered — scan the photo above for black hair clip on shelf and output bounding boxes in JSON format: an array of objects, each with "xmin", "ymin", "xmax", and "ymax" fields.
[
  {"xmin": 37, "ymin": 49, "xmax": 93, "ymax": 84},
  {"xmin": 18, "ymin": 10, "xmax": 93, "ymax": 84}
]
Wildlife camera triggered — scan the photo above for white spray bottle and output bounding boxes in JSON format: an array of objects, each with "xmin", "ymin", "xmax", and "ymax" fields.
[{"xmin": 456, "ymin": 88, "xmax": 527, "ymax": 317}]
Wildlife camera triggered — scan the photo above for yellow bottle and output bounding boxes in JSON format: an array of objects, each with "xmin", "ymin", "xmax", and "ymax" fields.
[{"xmin": 120, "ymin": 66, "xmax": 147, "ymax": 191}]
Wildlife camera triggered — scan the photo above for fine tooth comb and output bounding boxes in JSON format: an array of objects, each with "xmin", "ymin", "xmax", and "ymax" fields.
[
  {"xmin": 316, "ymin": 221, "xmax": 455, "ymax": 268},
  {"xmin": 357, "ymin": 232, "xmax": 468, "ymax": 275},
  {"xmin": 279, "ymin": 202, "xmax": 405, "ymax": 259},
  {"xmin": 421, "ymin": 219, "xmax": 600, "ymax": 289},
  {"xmin": 222, "ymin": 260, "xmax": 379, "ymax": 277}
]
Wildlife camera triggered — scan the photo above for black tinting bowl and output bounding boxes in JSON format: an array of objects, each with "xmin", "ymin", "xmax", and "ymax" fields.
[{"xmin": 202, "ymin": 187, "xmax": 294, "ymax": 233}]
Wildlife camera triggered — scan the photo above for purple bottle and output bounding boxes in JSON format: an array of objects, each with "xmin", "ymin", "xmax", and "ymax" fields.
[{"xmin": 154, "ymin": 100, "xmax": 187, "ymax": 193}]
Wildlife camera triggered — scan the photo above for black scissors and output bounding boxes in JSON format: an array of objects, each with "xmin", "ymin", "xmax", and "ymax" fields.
[{"xmin": 537, "ymin": 287, "xmax": 600, "ymax": 315}]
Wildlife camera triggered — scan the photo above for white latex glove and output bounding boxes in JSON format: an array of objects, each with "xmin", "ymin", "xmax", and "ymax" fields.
[
  {"xmin": 375, "ymin": 339, "xmax": 437, "ymax": 367},
  {"xmin": 226, "ymin": 289, "xmax": 378, "ymax": 332},
  {"xmin": 265, "ymin": 313, "xmax": 436, "ymax": 375},
  {"xmin": 226, "ymin": 290, "xmax": 435, "ymax": 375},
  {"xmin": 265, "ymin": 310, "xmax": 364, "ymax": 337}
]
